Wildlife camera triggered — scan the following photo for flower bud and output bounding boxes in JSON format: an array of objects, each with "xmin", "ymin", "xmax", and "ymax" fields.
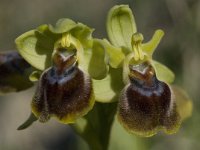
[
  {"xmin": 118, "ymin": 61, "xmax": 181, "ymax": 137},
  {"xmin": 0, "ymin": 51, "xmax": 33, "ymax": 94},
  {"xmin": 31, "ymin": 48, "xmax": 94, "ymax": 123}
]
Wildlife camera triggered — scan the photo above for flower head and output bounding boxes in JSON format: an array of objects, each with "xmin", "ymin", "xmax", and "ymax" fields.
[
  {"xmin": 32, "ymin": 48, "xmax": 94, "ymax": 123},
  {"xmin": 15, "ymin": 19, "xmax": 102, "ymax": 127},
  {"xmin": 104, "ymin": 5, "xmax": 192, "ymax": 137},
  {"xmin": 118, "ymin": 61, "xmax": 180, "ymax": 137},
  {"xmin": 14, "ymin": 5, "xmax": 192, "ymax": 138}
]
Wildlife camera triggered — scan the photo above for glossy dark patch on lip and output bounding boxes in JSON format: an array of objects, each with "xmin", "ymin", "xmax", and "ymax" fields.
[{"xmin": 118, "ymin": 62, "xmax": 181, "ymax": 137}]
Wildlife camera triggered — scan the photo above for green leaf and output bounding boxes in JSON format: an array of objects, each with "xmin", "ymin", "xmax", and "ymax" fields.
[
  {"xmin": 152, "ymin": 60, "xmax": 175, "ymax": 83},
  {"xmin": 107, "ymin": 5, "xmax": 137, "ymax": 49},
  {"xmin": 15, "ymin": 25, "xmax": 59, "ymax": 70},
  {"xmin": 49, "ymin": 18, "xmax": 77, "ymax": 33},
  {"xmin": 142, "ymin": 29, "xmax": 164, "ymax": 56},
  {"xmin": 93, "ymin": 68, "xmax": 124, "ymax": 103},
  {"xmin": 72, "ymin": 102, "xmax": 117, "ymax": 150},
  {"xmin": 88, "ymin": 39, "xmax": 109, "ymax": 79},
  {"xmin": 17, "ymin": 113, "xmax": 38, "ymax": 130},
  {"xmin": 109, "ymin": 116, "xmax": 146, "ymax": 150}
]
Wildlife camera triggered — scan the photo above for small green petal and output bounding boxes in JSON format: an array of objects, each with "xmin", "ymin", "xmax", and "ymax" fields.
[
  {"xmin": 152, "ymin": 60, "xmax": 175, "ymax": 83},
  {"xmin": 29, "ymin": 70, "xmax": 41, "ymax": 82},
  {"xmin": 49, "ymin": 18, "xmax": 77, "ymax": 33},
  {"xmin": 107, "ymin": 5, "xmax": 137, "ymax": 49},
  {"xmin": 88, "ymin": 39, "xmax": 109, "ymax": 79},
  {"xmin": 122, "ymin": 51, "xmax": 150, "ymax": 85},
  {"xmin": 93, "ymin": 68, "xmax": 124, "ymax": 103},
  {"xmin": 142, "ymin": 29, "xmax": 164, "ymax": 56},
  {"xmin": 17, "ymin": 113, "xmax": 38, "ymax": 130},
  {"xmin": 15, "ymin": 25, "xmax": 59, "ymax": 70}
]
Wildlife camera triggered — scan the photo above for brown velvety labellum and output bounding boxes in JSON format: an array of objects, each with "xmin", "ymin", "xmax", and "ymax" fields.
[
  {"xmin": 118, "ymin": 62, "xmax": 181, "ymax": 137},
  {"xmin": 32, "ymin": 50, "xmax": 94, "ymax": 123}
]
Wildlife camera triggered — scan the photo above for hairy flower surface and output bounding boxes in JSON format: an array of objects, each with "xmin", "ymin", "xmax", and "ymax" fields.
[
  {"xmin": 118, "ymin": 62, "xmax": 180, "ymax": 137},
  {"xmin": 32, "ymin": 48, "xmax": 94, "ymax": 123},
  {"xmin": 14, "ymin": 5, "xmax": 192, "ymax": 139},
  {"xmin": 105, "ymin": 5, "xmax": 192, "ymax": 137}
]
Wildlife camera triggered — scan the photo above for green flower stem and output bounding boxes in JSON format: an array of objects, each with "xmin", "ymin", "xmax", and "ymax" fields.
[{"xmin": 71, "ymin": 102, "xmax": 118, "ymax": 150}]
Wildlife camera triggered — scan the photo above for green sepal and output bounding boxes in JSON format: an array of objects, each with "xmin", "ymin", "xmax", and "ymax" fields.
[
  {"xmin": 17, "ymin": 113, "xmax": 38, "ymax": 130},
  {"xmin": 49, "ymin": 18, "xmax": 77, "ymax": 33},
  {"xmin": 88, "ymin": 39, "xmax": 109, "ymax": 79},
  {"xmin": 16, "ymin": 18, "xmax": 94, "ymax": 74},
  {"xmin": 15, "ymin": 25, "xmax": 59, "ymax": 70},
  {"xmin": 70, "ymin": 23, "xmax": 94, "ymax": 49},
  {"xmin": 93, "ymin": 68, "xmax": 124, "ymax": 103},
  {"xmin": 100, "ymin": 39, "xmax": 127, "ymax": 68},
  {"xmin": 50, "ymin": 18, "xmax": 94, "ymax": 49},
  {"xmin": 107, "ymin": 5, "xmax": 137, "ymax": 49},
  {"xmin": 152, "ymin": 60, "xmax": 175, "ymax": 83}
]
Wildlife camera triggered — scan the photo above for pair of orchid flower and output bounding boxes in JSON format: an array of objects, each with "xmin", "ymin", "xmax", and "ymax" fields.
[{"xmin": 0, "ymin": 5, "xmax": 192, "ymax": 137}]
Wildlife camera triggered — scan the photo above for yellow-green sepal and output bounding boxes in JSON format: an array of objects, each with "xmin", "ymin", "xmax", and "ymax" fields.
[
  {"xmin": 50, "ymin": 18, "xmax": 94, "ymax": 49},
  {"xmin": 49, "ymin": 18, "xmax": 77, "ymax": 33},
  {"xmin": 88, "ymin": 39, "xmax": 109, "ymax": 79},
  {"xmin": 107, "ymin": 5, "xmax": 137, "ymax": 49},
  {"xmin": 15, "ymin": 25, "xmax": 59, "ymax": 71},
  {"xmin": 70, "ymin": 23, "xmax": 94, "ymax": 49}
]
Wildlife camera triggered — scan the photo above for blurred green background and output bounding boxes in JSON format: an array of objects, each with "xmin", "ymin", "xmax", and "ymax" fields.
[{"xmin": 0, "ymin": 0, "xmax": 200, "ymax": 149}]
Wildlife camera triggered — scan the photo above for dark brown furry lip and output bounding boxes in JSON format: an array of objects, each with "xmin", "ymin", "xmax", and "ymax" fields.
[
  {"xmin": 118, "ymin": 61, "xmax": 181, "ymax": 137},
  {"xmin": 31, "ymin": 49, "xmax": 94, "ymax": 123}
]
